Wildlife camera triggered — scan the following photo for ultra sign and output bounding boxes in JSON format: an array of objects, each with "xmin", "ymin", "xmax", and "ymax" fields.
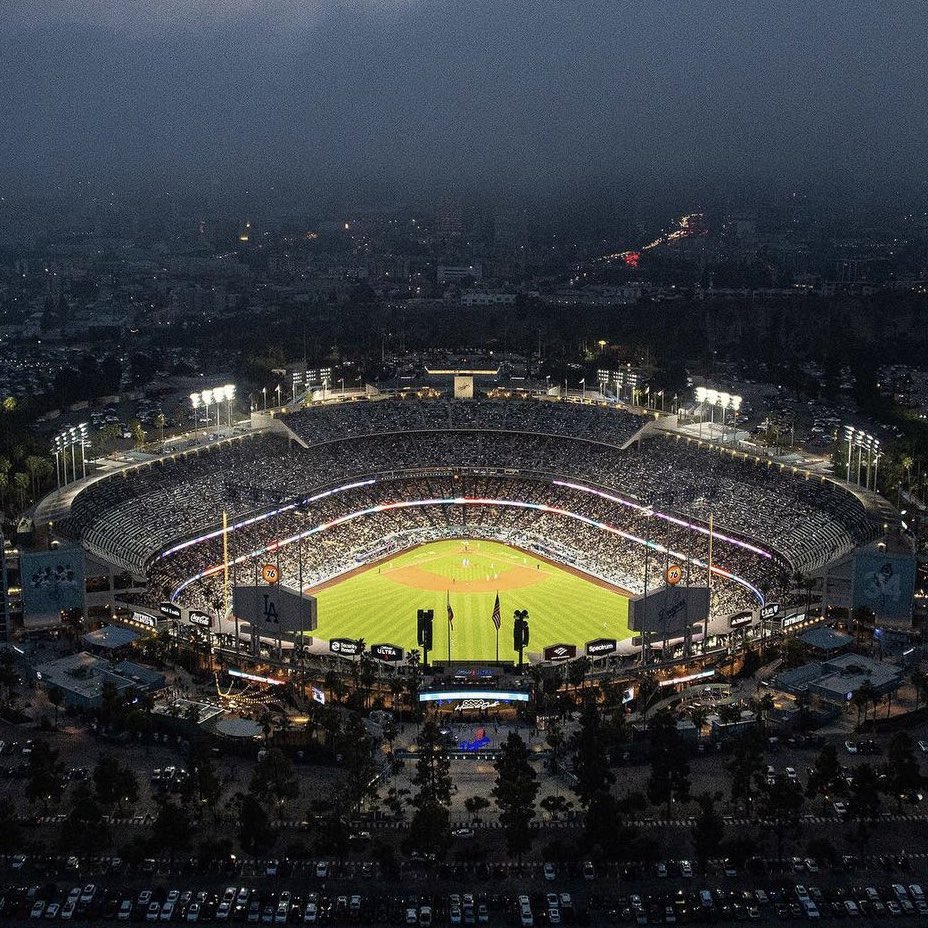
[{"xmin": 370, "ymin": 643, "xmax": 404, "ymax": 662}]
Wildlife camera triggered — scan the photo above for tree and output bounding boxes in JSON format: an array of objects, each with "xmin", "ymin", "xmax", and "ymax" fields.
[
  {"xmin": 758, "ymin": 776, "xmax": 804, "ymax": 863},
  {"xmin": 853, "ymin": 681, "xmax": 878, "ymax": 731},
  {"xmin": 883, "ymin": 732, "xmax": 922, "ymax": 813},
  {"xmin": 636, "ymin": 674, "xmax": 659, "ymax": 724},
  {"xmin": 59, "ymin": 780, "xmax": 110, "ymax": 854},
  {"xmin": 539, "ymin": 794, "xmax": 573, "ymax": 822},
  {"xmin": 337, "ymin": 714, "xmax": 378, "ymax": 816},
  {"xmin": 571, "ymin": 700, "xmax": 614, "ymax": 808},
  {"xmin": 464, "ymin": 796, "xmax": 491, "ymax": 823},
  {"xmin": 646, "ymin": 710, "xmax": 691, "ymax": 818},
  {"xmin": 412, "ymin": 720, "xmax": 452, "ymax": 809},
  {"xmin": 806, "ymin": 743, "xmax": 844, "ymax": 810},
  {"xmin": 130, "ymin": 420, "xmax": 147, "ymax": 449},
  {"xmin": 492, "ymin": 733, "xmax": 539, "ymax": 863},
  {"xmin": 846, "ymin": 762, "xmax": 881, "ymax": 856},
  {"xmin": 236, "ymin": 792, "xmax": 275, "ymax": 854},
  {"xmin": 25, "ymin": 740, "xmax": 65, "ymax": 812},
  {"xmin": 691, "ymin": 792, "xmax": 725, "ymax": 873},
  {"xmin": 408, "ymin": 720, "xmax": 452, "ymax": 857},
  {"xmin": 151, "ymin": 798, "xmax": 192, "ymax": 861},
  {"xmin": 250, "ymin": 748, "xmax": 299, "ymax": 817},
  {"xmin": 93, "ymin": 755, "xmax": 139, "ymax": 813}
]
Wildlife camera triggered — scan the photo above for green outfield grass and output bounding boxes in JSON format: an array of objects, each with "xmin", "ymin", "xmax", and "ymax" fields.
[{"xmin": 309, "ymin": 539, "xmax": 631, "ymax": 661}]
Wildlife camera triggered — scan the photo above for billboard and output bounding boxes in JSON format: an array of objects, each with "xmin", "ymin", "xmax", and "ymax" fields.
[
  {"xmin": 760, "ymin": 602, "xmax": 780, "ymax": 621},
  {"xmin": 329, "ymin": 637, "xmax": 364, "ymax": 657},
  {"xmin": 20, "ymin": 548, "xmax": 85, "ymax": 627},
  {"xmin": 853, "ymin": 552, "xmax": 916, "ymax": 621},
  {"xmin": 159, "ymin": 601, "xmax": 182, "ymax": 620},
  {"xmin": 729, "ymin": 612, "xmax": 753, "ymax": 629},
  {"xmin": 188, "ymin": 610, "xmax": 212, "ymax": 628},
  {"xmin": 370, "ymin": 643, "xmax": 404, "ymax": 662},
  {"xmin": 232, "ymin": 584, "xmax": 317, "ymax": 638},
  {"xmin": 585, "ymin": 638, "xmax": 617, "ymax": 657},
  {"xmin": 543, "ymin": 643, "xmax": 577, "ymax": 662},
  {"xmin": 627, "ymin": 584, "xmax": 710, "ymax": 638}
]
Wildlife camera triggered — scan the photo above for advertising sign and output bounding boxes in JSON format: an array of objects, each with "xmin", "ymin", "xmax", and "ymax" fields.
[
  {"xmin": 585, "ymin": 638, "xmax": 618, "ymax": 657},
  {"xmin": 370, "ymin": 643, "xmax": 404, "ymax": 662},
  {"xmin": 20, "ymin": 548, "xmax": 85, "ymax": 627},
  {"xmin": 188, "ymin": 610, "xmax": 212, "ymax": 628},
  {"xmin": 760, "ymin": 602, "xmax": 780, "ymax": 621},
  {"xmin": 329, "ymin": 637, "xmax": 364, "ymax": 657},
  {"xmin": 729, "ymin": 612, "xmax": 753, "ymax": 629},
  {"xmin": 159, "ymin": 601, "xmax": 182, "ymax": 620},
  {"xmin": 543, "ymin": 643, "xmax": 577, "ymax": 662}
]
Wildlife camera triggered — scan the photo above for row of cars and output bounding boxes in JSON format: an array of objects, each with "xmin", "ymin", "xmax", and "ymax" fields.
[{"xmin": 599, "ymin": 882, "xmax": 928, "ymax": 924}]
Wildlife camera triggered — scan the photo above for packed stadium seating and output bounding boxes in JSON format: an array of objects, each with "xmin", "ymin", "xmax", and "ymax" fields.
[{"xmin": 62, "ymin": 398, "xmax": 876, "ymax": 600}]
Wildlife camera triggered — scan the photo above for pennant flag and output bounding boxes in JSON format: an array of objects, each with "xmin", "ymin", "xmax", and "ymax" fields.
[
  {"xmin": 491, "ymin": 592, "xmax": 501, "ymax": 630},
  {"xmin": 446, "ymin": 590, "xmax": 454, "ymax": 631}
]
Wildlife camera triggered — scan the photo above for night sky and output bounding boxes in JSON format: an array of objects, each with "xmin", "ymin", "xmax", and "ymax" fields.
[{"xmin": 2, "ymin": 0, "xmax": 926, "ymax": 199}]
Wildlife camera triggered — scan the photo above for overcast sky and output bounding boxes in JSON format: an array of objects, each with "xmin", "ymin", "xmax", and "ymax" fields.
[{"xmin": 1, "ymin": 0, "xmax": 926, "ymax": 203}]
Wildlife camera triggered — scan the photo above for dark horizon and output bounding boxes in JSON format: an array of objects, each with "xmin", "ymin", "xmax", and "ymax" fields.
[{"xmin": 1, "ymin": 1, "xmax": 927, "ymax": 205}]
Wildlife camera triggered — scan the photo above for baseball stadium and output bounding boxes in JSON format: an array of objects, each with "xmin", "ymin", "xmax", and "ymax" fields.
[{"xmin": 55, "ymin": 391, "xmax": 887, "ymax": 666}]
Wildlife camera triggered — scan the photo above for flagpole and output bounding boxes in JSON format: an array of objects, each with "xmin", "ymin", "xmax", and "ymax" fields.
[{"xmin": 447, "ymin": 590, "xmax": 452, "ymax": 663}]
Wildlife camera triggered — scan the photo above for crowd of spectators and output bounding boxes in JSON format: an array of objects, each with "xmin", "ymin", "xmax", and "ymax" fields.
[
  {"xmin": 147, "ymin": 473, "xmax": 784, "ymax": 622},
  {"xmin": 62, "ymin": 399, "xmax": 876, "ymax": 584}
]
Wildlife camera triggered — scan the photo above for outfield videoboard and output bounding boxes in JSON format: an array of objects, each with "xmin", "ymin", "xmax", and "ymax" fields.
[
  {"xmin": 233, "ymin": 584, "xmax": 317, "ymax": 637},
  {"xmin": 627, "ymin": 584, "xmax": 710, "ymax": 638}
]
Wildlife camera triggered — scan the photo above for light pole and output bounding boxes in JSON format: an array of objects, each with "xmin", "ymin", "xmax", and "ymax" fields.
[
  {"xmin": 275, "ymin": 384, "xmax": 282, "ymax": 407},
  {"xmin": 190, "ymin": 392, "xmax": 201, "ymax": 443},
  {"xmin": 224, "ymin": 384, "xmax": 235, "ymax": 429},
  {"xmin": 338, "ymin": 378, "xmax": 345, "ymax": 395},
  {"xmin": 580, "ymin": 378, "xmax": 585, "ymax": 400},
  {"xmin": 262, "ymin": 387, "xmax": 267, "ymax": 410}
]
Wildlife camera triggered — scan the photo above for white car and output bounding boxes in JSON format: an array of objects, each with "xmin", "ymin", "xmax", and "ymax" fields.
[
  {"xmin": 845, "ymin": 741, "xmax": 858, "ymax": 754},
  {"xmin": 44, "ymin": 903, "xmax": 60, "ymax": 920},
  {"xmin": 918, "ymin": 741, "xmax": 928, "ymax": 754},
  {"xmin": 146, "ymin": 902, "xmax": 160, "ymax": 922},
  {"xmin": 548, "ymin": 908, "xmax": 561, "ymax": 925},
  {"xmin": 315, "ymin": 861, "xmax": 329, "ymax": 879},
  {"xmin": 543, "ymin": 863, "xmax": 556, "ymax": 881},
  {"xmin": 160, "ymin": 901, "xmax": 175, "ymax": 922},
  {"xmin": 31, "ymin": 902, "xmax": 47, "ymax": 920},
  {"xmin": 582, "ymin": 861, "xmax": 595, "ymax": 881},
  {"xmin": 679, "ymin": 860, "xmax": 693, "ymax": 878},
  {"xmin": 118, "ymin": 901, "xmax": 133, "ymax": 921},
  {"xmin": 302, "ymin": 902, "xmax": 317, "ymax": 924},
  {"xmin": 419, "ymin": 906, "xmax": 432, "ymax": 927},
  {"xmin": 80, "ymin": 885, "xmax": 96, "ymax": 905},
  {"xmin": 449, "ymin": 905, "xmax": 462, "ymax": 925},
  {"xmin": 187, "ymin": 902, "xmax": 200, "ymax": 923},
  {"xmin": 61, "ymin": 901, "xmax": 76, "ymax": 921}
]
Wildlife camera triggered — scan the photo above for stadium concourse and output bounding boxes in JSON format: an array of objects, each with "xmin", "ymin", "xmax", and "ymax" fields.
[{"xmin": 58, "ymin": 395, "xmax": 879, "ymax": 659}]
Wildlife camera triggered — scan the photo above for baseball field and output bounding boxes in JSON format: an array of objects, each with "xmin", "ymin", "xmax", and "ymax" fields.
[{"xmin": 308, "ymin": 539, "xmax": 632, "ymax": 661}]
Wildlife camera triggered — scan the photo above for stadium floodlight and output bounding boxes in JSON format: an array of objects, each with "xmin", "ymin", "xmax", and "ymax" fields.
[{"xmin": 695, "ymin": 386, "xmax": 708, "ymax": 404}]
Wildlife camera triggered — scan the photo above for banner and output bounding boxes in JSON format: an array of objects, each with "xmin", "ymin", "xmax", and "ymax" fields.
[{"xmin": 853, "ymin": 552, "xmax": 916, "ymax": 620}]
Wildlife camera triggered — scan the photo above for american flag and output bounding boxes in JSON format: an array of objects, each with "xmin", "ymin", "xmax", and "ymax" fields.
[
  {"xmin": 491, "ymin": 592, "xmax": 501, "ymax": 630},
  {"xmin": 446, "ymin": 590, "xmax": 454, "ymax": 631}
]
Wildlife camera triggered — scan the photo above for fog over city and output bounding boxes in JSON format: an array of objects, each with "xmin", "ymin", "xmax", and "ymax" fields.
[{"xmin": 2, "ymin": 0, "xmax": 926, "ymax": 202}]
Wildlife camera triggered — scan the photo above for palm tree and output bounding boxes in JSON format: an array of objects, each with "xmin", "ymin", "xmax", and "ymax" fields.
[{"xmin": 12, "ymin": 472, "xmax": 28, "ymax": 510}]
